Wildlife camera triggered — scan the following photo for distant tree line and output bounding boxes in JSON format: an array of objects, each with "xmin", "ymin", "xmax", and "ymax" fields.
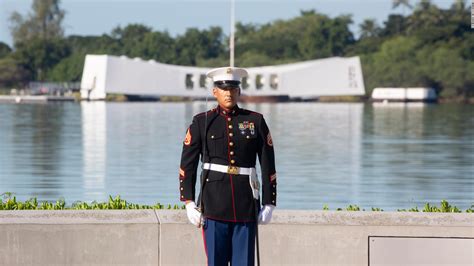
[{"xmin": 0, "ymin": 0, "xmax": 472, "ymax": 99}]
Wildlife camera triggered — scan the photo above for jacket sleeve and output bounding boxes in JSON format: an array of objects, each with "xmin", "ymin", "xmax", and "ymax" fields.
[
  {"xmin": 178, "ymin": 116, "xmax": 202, "ymax": 202},
  {"xmin": 257, "ymin": 116, "xmax": 277, "ymax": 206}
]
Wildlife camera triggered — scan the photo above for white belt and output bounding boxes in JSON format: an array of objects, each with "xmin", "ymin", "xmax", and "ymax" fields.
[{"xmin": 203, "ymin": 163, "xmax": 256, "ymax": 176}]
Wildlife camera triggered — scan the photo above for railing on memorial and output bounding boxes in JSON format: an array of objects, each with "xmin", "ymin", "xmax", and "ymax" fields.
[{"xmin": 27, "ymin": 82, "xmax": 81, "ymax": 96}]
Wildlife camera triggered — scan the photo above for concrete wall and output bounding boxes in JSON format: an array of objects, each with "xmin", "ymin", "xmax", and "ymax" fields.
[{"xmin": 0, "ymin": 210, "xmax": 472, "ymax": 265}]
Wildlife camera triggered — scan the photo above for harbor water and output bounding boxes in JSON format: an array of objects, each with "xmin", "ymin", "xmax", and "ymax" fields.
[{"xmin": 0, "ymin": 102, "xmax": 472, "ymax": 210}]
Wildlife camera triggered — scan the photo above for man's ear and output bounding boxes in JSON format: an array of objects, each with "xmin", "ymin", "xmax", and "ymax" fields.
[{"xmin": 212, "ymin": 88, "xmax": 218, "ymax": 98}]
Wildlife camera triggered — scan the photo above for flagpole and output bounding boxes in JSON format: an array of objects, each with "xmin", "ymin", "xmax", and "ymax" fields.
[{"xmin": 230, "ymin": 0, "xmax": 235, "ymax": 67}]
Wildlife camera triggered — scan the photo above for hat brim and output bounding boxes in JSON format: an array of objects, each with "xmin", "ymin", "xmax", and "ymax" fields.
[{"xmin": 214, "ymin": 80, "xmax": 240, "ymax": 89}]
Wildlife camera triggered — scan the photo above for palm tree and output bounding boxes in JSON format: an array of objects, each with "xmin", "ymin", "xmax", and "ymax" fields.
[
  {"xmin": 416, "ymin": 0, "xmax": 432, "ymax": 11},
  {"xmin": 392, "ymin": 0, "xmax": 413, "ymax": 16},
  {"xmin": 391, "ymin": 0, "xmax": 413, "ymax": 35},
  {"xmin": 451, "ymin": 0, "xmax": 467, "ymax": 13},
  {"xmin": 359, "ymin": 19, "xmax": 381, "ymax": 39},
  {"xmin": 407, "ymin": 0, "xmax": 444, "ymax": 34}
]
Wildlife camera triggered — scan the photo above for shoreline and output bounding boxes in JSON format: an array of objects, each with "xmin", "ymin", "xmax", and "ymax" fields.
[
  {"xmin": 101, "ymin": 93, "xmax": 474, "ymax": 104},
  {"xmin": 1, "ymin": 89, "xmax": 472, "ymax": 104}
]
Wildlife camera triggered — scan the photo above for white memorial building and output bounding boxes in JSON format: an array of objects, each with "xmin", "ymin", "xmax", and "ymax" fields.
[{"xmin": 80, "ymin": 54, "xmax": 365, "ymax": 100}]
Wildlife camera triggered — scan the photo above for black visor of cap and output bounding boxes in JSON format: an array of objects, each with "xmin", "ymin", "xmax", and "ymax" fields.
[{"xmin": 214, "ymin": 80, "xmax": 240, "ymax": 89}]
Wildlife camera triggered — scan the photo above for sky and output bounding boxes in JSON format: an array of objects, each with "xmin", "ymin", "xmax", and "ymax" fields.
[{"xmin": 0, "ymin": 0, "xmax": 456, "ymax": 47}]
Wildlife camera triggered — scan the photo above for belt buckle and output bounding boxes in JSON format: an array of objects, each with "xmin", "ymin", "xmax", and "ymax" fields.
[{"xmin": 227, "ymin": 166, "xmax": 239, "ymax": 175}]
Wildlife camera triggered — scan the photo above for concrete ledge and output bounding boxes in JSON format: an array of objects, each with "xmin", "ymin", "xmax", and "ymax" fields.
[
  {"xmin": 0, "ymin": 210, "xmax": 160, "ymax": 265},
  {"xmin": 270, "ymin": 210, "xmax": 474, "ymax": 226},
  {"xmin": 0, "ymin": 210, "xmax": 472, "ymax": 265},
  {"xmin": 0, "ymin": 209, "xmax": 158, "ymax": 224}
]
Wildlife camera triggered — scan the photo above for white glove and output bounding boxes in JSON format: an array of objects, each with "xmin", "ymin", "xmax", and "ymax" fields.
[
  {"xmin": 185, "ymin": 201, "xmax": 202, "ymax": 227},
  {"xmin": 258, "ymin": 205, "xmax": 275, "ymax": 225}
]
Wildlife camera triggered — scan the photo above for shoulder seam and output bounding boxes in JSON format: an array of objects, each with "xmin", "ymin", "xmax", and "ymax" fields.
[{"xmin": 195, "ymin": 109, "xmax": 216, "ymax": 118}]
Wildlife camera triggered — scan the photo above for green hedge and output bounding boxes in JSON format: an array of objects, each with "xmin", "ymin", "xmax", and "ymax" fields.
[
  {"xmin": 1, "ymin": 193, "xmax": 472, "ymax": 212},
  {"xmin": 0, "ymin": 193, "xmax": 184, "ymax": 210},
  {"xmin": 325, "ymin": 200, "xmax": 473, "ymax": 213}
]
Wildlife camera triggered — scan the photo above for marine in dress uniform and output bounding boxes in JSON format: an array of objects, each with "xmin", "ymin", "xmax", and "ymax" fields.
[{"xmin": 178, "ymin": 67, "xmax": 277, "ymax": 266}]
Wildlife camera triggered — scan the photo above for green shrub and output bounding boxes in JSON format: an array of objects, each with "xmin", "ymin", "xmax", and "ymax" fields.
[
  {"xmin": 1, "ymin": 193, "xmax": 471, "ymax": 213},
  {"xmin": 325, "ymin": 199, "xmax": 472, "ymax": 213},
  {"xmin": 0, "ymin": 193, "xmax": 184, "ymax": 210}
]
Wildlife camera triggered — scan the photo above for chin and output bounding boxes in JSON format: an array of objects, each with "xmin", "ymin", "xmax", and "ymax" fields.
[{"xmin": 223, "ymin": 102, "xmax": 236, "ymax": 108}]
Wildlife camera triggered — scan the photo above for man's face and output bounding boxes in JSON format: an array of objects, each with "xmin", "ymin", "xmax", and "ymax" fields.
[{"xmin": 213, "ymin": 87, "xmax": 240, "ymax": 109}]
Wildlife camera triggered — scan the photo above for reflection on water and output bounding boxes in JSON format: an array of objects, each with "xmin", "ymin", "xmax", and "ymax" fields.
[
  {"xmin": 82, "ymin": 101, "xmax": 106, "ymax": 199},
  {"xmin": 0, "ymin": 102, "xmax": 472, "ymax": 210},
  {"xmin": 362, "ymin": 103, "xmax": 474, "ymax": 209},
  {"xmin": 2, "ymin": 104, "xmax": 68, "ymax": 200},
  {"xmin": 256, "ymin": 103, "xmax": 364, "ymax": 208}
]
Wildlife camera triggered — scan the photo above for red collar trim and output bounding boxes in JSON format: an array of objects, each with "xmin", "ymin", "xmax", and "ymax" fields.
[{"xmin": 217, "ymin": 105, "xmax": 240, "ymax": 116}]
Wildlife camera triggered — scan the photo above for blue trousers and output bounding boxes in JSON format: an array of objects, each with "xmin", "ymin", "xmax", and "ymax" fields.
[{"xmin": 202, "ymin": 218, "xmax": 256, "ymax": 266}]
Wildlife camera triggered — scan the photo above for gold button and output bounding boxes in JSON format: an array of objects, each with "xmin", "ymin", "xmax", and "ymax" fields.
[
  {"xmin": 230, "ymin": 151, "xmax": 234, "ymax": 155},
  {"xmin": 229, "ymin": 142, "xmax": 234, "ymax": 146},
  {"xmin": 211, "ymin": 135, "xmax": 214, "ymax": 139},
  {"xmin": 246, "ymin": 135, "xmax": 250, "ymax": 139},
  {"xmin": 273, "ymin": 185, "xmax": 276, "ymax": 188},
  {"xmin": 228, "ymin": 125, "xmax": 233, "ymax": 129},
  {"xmin": 272, "ymin": 200, "xmax": 275, "ymax": 204},
  {"xmin": 180, "ymin": 187, "xmax": 184, "ymax": 191},
  {"xmin": 181, "ymin": 195, "xmax": 184, "ymax": 198},
  {"xmin": 227, "ymin": 117, "xmax": 231, "ymax": 121},
  {"xmin": 229, "ymin": 133, "xmax": 233, "ymax": 137},
  {"xmin": 273, "ymin": 192, "xmax": 275, "ymax": 195},
  {"xmin": 206, "ymin": 178, "xmax": 209, "ymax": 182},
  {"xmin": 231, "ymin": 160, "xmax": 235, "ymax": 164},
  {"xmin": 180, "ymin": 180, "xmax": 183, "ymax": 183},
  {"xmin": 223, "ymin": 111, "xmax": 226, "ymax": 114}
]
